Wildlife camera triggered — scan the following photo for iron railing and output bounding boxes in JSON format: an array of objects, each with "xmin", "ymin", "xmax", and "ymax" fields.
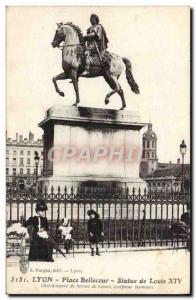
[{"xmin": 6, "ymin": 186, "xmax": 189, "ymax": 249}]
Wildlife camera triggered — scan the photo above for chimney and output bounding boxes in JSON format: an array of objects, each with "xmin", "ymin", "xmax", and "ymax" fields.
[
  {"xmin": 29, "ymin": 131, "xmax": 34, "ymax": 141},
  {"xmin": 169, "ymin": 161, "xmax": 172, "ymax": 166},
  {"xmin": 177, "ymin": 158, "xmax": 180, "ymax": 164},
  {"xmin": 19, "ymin": 135, "xmax": 23, "ymax": 142},
  {"xmin": 16, "ymin": 133, "xmax": 18, "ymax": 141}
]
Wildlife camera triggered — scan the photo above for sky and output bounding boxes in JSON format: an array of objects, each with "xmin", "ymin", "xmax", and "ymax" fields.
[{"xmin": 6, "ymin": 6, "xmax": 190, "ymax": 163}]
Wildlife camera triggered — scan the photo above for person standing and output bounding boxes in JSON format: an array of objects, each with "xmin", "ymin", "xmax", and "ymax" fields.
[
  {"xmin": 180, "ymin": 203, "xmax": 190, "ymax": 228},
  {"xmin": 180, "ymin": 203, "xmax": 190, "ymax": 251},
  {"xmin": 87, "ymin": 209, "xmax": 104, "ymax": 256},
  {"xmin": 24, "ymin": 199, "xmax": 54, "ymax": 262}
]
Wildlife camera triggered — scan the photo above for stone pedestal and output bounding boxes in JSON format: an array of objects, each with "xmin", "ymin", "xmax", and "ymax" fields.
[{"xmin": 38, "ymin": 105, "xmax": 147, "ymax": 192}]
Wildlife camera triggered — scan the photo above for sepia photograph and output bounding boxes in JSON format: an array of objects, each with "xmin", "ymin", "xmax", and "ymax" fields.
[{"xmin": 6, "ymin": 6, "xmax": 191, "ymax": 295}]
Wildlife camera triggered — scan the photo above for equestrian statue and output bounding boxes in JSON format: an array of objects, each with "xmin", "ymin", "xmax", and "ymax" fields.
[{"xmin": 51, "ymin": 14, "xmax": 139, "ymax": 110}]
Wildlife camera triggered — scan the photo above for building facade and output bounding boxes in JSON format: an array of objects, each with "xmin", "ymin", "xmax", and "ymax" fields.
[
  {"xmin": 144, "ymin": 165, "xmax": 190, "ymax": 193},
  {"xmin": 6, "ymin": 131, "xmax": 43, "ymax": 191},
  {"xmin": 140, "ymin": 123, "xmax": 190, "ymax": 192}
]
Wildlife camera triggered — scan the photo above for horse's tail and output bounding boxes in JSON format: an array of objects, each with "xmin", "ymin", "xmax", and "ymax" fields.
[{"xmin": 122, "ymin": 57, "xmax": 140, "ymax": 94}]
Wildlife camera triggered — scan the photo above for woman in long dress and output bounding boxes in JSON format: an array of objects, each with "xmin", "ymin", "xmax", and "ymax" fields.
[{"xmin": 24, "ymin": 199, "xmax": 54, "ymax": 262}]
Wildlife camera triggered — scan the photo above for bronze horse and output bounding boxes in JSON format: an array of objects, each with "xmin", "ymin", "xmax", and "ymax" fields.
[{"xmin": 51, "ymin": 23, "xmax": 139, "ymax": 110}]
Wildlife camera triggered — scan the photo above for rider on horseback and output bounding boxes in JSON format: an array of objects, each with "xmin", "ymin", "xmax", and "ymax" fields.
[
  {"xmin": 81, "ymin": 14, "xmax": 109, "ymax": 76},
  {"xmin": 51, "ymin": 18, "xmax": 139, "ymax": 108}
]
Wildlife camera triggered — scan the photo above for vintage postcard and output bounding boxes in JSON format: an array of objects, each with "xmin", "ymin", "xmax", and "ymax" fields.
[{"xmin": 6, "ymin": 6, "xmax": 191, "ymax": 295}]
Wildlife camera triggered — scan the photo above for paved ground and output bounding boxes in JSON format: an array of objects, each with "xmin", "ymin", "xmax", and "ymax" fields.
[{"xmin": 6, "ymin": 248, "xmax": 190, "ymax": 295}]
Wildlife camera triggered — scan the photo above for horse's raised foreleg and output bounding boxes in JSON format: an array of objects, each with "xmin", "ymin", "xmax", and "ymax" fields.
[
  {"xmin": 105, "ymin": 89, "xmax": 117, "ymax": 104},
  {"xmin": 104, "ymin": 74, "xmax": 118, "ymax": 104},
  {"xmin": 103, "ymin": 74, "xmax": 126, "ymax": 110},
  {"xmin": 52, "ymin": 72, "xmax": 69, "ymax": 97},
  {"xmin": 70, "ymin": 70, "xmax": 80, "ymax": 106}
]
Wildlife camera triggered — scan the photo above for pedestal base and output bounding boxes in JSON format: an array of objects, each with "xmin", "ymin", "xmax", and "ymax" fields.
[
  {"xmin": 38, "ymin": 105, "xmax": 147, "ymax": 192},
  {"xmin": 39, "ymin": 175, "xmax": 146, "ymax": 193}
]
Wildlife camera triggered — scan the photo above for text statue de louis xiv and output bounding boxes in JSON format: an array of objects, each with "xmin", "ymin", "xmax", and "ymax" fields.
[{"xmin": 51, "ymin": 13, "xmax": 140, "ymax": 110}]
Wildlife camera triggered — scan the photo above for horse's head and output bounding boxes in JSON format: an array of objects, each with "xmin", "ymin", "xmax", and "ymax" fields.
[
  {"xmin": 51, "ymin": 23, "xmax": 65, "ymax": 48},
  {"xmin": 51, "ymin": 22, "xmax": 84, "ymax": 49}
]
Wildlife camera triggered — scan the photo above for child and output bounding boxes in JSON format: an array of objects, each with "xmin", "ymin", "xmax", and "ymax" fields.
[
  {"xmin": 58, "ymin": 218, "xmax": 73, "ymax": 254},
  {"xmin": 87, "ymin": 209, "xmax": 104, "ymax": 256}
]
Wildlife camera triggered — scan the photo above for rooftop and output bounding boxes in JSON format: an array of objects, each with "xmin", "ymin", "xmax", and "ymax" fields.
[
  {"xmin": 146, "ymin": 164, "xmax": 190, "ymax": 178},
  {"xmin": 6, "ymin": 131, "xmax": 43, "ymax": 146}
]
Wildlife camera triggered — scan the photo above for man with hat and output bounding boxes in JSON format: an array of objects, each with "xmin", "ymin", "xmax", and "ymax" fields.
[
  {"xmin": 87, "ymin": 209, "xmax": 104, "ymax": 256},
  {"xmin": 24, "ymin": 199, "xmax": 54, "ymax": 261},
  {"xmin": 81, "ymin": 13, "xmax": 109, "ymax": 76}
]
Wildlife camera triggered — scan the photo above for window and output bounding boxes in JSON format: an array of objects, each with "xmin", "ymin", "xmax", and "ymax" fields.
[
  {"xmin": 6, "ymin": 168, "xmax": 9, "ymax": 175},
  {"xmin": 13, "ymin": 150, "xmax": 17, "ymax": 156},
  {"xmin": 27, "ymin": 158, "xmax": 30, "ymax": 165},
  {"xmin": 26, "ymin": 178, "xmax": 31, "ymax": 184},
  {"xmin": 6, "ymin": 150, "xmax": 9, "ymax": 155},
  {"xmin": 152, "ymin": 152, "xmax": 154, "ymax": 158},
  {"xmin": 27, "ymin": 151, "xmax": 31, "ymax": 156},
  {"xmin": 13, "ymin": 168, "xmax": 16, "ymax": 176},
  {"xmin": 147, "ymin": 141, "xmax": 150, "ymax": 148},
  {"xmin": 6, "ymin": 157, "xmax": 9, "ymax": 164},
  {"xmin": 20, "ymin": 158, "xmax": 24, "ymax": 165},
  {"xmin": 13, "ymin": 157, "xmax": 16, "ymax": 164},
  {"xmin": 20, "ymin": 150, "xmax": 24, "ymax": 155},
  {"xmin": 27, "ymin": 168, "xmax": 30, "ymax": 175},
  {"xmin": 152, "ymin": 141, "xmax": 155, "ymax": 148},
  {"xmin": 41, "ymin": 169, "xmax": 43, "ymax": 175},
  {"xmin": 143, "ymin": 140, "xmax": 145, "ymax": 148},
  {"xmin": 146, "ymin": 152, "xmax": 149, "ymax": 159},
  {"xmin": 20, "ymin": 168, "xmax": 23, "ymax": 175}
]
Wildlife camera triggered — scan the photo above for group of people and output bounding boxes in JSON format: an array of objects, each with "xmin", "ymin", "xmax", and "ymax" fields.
[
  {"xmin": 23, "ymin": 199, "xmax": 104, "ymax": 262},
  {"xmin": 22, "ymin": 198, "xmax": 190, "ymax": 261}
]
